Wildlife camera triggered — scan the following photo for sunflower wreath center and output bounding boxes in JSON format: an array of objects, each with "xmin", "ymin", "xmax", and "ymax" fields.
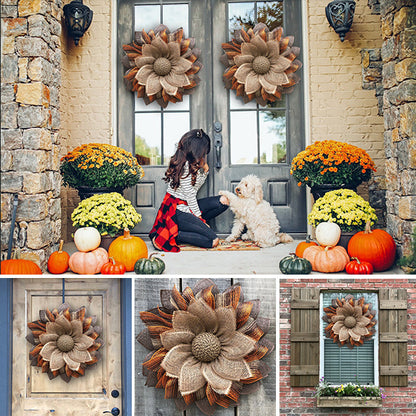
[
  {"xmin": 153, "ymin": 57, "xmax": 172, "ymax": 76},
  {"xmin": 252, "ymin": 56, "xmax": 271, "ymax": 75},
  {"xmin": 344, "ymin": 316, "xmax": 357, "ymax": 328},
  {"xmin": 191, "ymin": 332, "xmax": 221, "ymax": 362},
  {"xmin": 56, "ymin": 334, "xmax": 75, "ymax": 352}
]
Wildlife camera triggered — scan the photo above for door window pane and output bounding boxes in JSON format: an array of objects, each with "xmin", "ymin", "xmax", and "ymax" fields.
[
  {"xmin": 134, "ymin": 5, "xmax": 159, "ymax": 31},
  {"xmin": 230, "ymin": 111, "xmax": 257, "ymax": 164},
  {"xmin": 133, "ymin": 2, "xmax": 190, "ymax": 166},
  {"xmin": 163, "ymin": 113, "xmax": 190, "ymax": 162},
  {"xmin": 228, "ymin": 1, "xmax": 286, "ymax": 165},
  {"xmin": 163, "ymin": 4, "xmax": 189, "ymax": 33},
  {"xmin": 135, "ymin": 113, "xmax": 162, "ymax": 165},
  {"xmin": 259, "ymin": 110, "xmax": 286, "ymax": 163}
]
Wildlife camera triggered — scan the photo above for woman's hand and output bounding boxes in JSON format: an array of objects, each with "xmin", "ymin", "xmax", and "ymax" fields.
[{"xmin": 202, "ymin": 162, "xmax": 209, "ymax": 173}]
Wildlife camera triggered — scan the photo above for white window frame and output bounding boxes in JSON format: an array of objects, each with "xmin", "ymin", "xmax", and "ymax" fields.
[{"xmin": 319, "ymin": 291, "xmax": 379, "ymax": 386}]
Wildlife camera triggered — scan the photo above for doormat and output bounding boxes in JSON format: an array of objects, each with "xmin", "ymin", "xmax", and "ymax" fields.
[{"xmin": 179, "ymin": 239, "xmax": 260, "ymax": 251}]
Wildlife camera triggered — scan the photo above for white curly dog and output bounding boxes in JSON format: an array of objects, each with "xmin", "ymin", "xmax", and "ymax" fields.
[{"xmin": 219, "ymin": 174, "xmax": 293, "ymax": 248}]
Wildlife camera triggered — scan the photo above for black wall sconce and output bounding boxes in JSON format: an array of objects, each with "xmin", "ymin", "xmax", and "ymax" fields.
[
  {"xmin": 325, "ymin": 0, "xmax": 356, "ymax": 42},
  {"xmin": 63, "ymin": 0, "xmax": 93, "ymax": 46}
]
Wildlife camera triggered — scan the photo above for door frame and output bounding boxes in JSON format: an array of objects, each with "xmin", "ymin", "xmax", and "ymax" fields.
[
  {"xmin": 0, "ymin": 278, "xmax": 132, "ymax": 416},
  {"xmin": 115, "ymin": 0, "xmax": 309, "ymax": 236}
]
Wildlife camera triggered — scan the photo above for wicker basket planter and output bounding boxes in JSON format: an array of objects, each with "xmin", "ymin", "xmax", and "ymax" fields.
[{"xmin": 317, "ymin": 396, "xmax": 382, "ymax": 408}]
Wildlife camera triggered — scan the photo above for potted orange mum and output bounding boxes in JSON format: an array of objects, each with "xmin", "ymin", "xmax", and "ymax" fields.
[{"xmin": 290, "ymin": 140, "xmax": 376, "ymax": 200}]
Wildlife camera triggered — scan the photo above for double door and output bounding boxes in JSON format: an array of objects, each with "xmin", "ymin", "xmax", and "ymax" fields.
[{"xmin": 117, "ymin": 0, "xmax": 306, "ymax": 235}]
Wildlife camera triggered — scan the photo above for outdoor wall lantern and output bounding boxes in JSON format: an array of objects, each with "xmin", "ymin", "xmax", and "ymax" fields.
[
  {"xmin": 325, "ymin": 0, "xmax": 356, "ymax": 42},
  {"xmin": 63, "ymin": 0, "xmax": 93, "ymax": 46}
]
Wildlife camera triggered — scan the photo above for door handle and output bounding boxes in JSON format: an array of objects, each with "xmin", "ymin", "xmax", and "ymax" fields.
[
  {"xmin": 103, "ymin": 408, "xmax": 120, "ymax": 415},
  {"xmin": 213, "ymin": 121, "xmax": 223, "ymax": 169}
]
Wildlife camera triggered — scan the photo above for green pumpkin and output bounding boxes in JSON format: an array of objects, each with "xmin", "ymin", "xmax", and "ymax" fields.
[
  {"xmin": 134, "ymin": 253, "xmax": 166, "ymax": 275},
  {"xmin": 279, "ymin": 253, "xmax": 312, "ymax": 274}
]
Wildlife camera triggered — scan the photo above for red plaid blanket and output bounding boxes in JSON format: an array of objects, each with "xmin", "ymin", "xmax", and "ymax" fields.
[{"xmin": 149, "ymin": 193, "xmax": 185, "ymax": 252}]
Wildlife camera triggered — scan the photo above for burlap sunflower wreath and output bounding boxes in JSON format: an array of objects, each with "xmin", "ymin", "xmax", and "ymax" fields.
[
  {"xmin": 221, "ymin": 23, "xmax": 302, "ymax": 106},
  {"xmin": 323, "ymin": 295, "xmax": 377, "ymax": 348},
  {"xmin": 122, "ymin": 24, "xmax": 202, "ymax": 108},
  {"xmin": 137, "ymin": 279, "xmax": 274, "ymax": 415},
  {"xmin": 26, "ymin": 303, "xmax": 102, "ymax": 382}
]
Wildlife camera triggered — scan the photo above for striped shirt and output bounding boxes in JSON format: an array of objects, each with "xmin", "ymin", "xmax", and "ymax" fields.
[{"xmin": 166, "ymin": 162, "xmax": 208, "ymax": 217}]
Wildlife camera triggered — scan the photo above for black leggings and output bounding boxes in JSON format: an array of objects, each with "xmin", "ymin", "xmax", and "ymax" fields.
[{"xmin": 175, "ymin": 196, "xmax": 228, "ymax": 248}]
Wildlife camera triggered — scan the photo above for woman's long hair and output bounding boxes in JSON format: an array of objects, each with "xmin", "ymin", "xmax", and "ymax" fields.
[{"xmin": 164, "ymin": 129, "xmax": 211, "ymax": 190}]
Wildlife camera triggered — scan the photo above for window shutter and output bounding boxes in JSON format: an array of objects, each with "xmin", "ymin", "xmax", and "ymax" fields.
[
  {"xmin": 290, "ymin": 287, "xmax": 320, "ymax": 387},
  {"xmin": 379, "ymin": 288, "xmax": 408, "ymax": 387}
]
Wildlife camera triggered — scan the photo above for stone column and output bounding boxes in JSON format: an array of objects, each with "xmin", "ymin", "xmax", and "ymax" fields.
[
  {"xmin": 1, "ymin": 0, "xmax": 63, "ymax": 269},
  {"xmin": 380, "ymin": 0, "xmax": 416, "ymax": 257}
]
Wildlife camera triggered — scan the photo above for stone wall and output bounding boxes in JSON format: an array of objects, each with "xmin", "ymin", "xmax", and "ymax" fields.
[
  {"xmin": 1, "ymin": 0, "xmax": 63, "ymax": 268},
  {"xmin": 380, "ymin": 0, "xmax": 416, "ymax": 257}
]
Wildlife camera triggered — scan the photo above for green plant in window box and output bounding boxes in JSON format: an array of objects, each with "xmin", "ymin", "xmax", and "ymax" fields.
[{"xmin": 315, "ymin": 378, "xmax": 385, "ymax": 399}]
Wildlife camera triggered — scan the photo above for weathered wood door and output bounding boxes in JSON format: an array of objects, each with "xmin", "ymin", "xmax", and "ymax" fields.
[
  {"xmin": 12, "ymin": 278, "xmax": 123, "ymax": 416},
  {"xmin": 134, "ymin": 277, "xmax": 276, "ymax": 415},
  {"xmin": 117, "ymin": 0, "xmax": 306, "ymax": 236}
]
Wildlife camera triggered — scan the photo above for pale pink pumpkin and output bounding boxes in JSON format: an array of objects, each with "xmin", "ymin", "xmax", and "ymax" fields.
[{"xmin": 69, "ymin": 247, "xmax": 109, "ymax": 274}]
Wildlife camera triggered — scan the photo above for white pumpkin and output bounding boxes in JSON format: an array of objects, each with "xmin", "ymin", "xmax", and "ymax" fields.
[
  {"xmin": 315, "ymin": 222, "xmax": 341, "ymax": 247},
  {"xmin": 73, "ymin": 227, "xmax": 101, "ymax": 252}
]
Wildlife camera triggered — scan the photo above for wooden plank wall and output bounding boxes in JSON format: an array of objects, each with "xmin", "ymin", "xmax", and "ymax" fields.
[{"xmin": 134, "ymin": 277, "xmax": 276, "ymax": 416}]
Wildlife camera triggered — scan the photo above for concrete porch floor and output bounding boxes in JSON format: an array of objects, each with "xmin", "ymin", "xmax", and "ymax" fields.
[{"xmin": 61, "ymin": 237, "xmax": 404, "ymax": 275}]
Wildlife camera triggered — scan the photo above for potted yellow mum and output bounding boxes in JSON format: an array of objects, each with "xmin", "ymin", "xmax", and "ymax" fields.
[
  {"xmin": 71, "ymin": 193, "xmax": 142, "ymax": 249},
  {"xmin": 308, "ymin": 189, "xmax": 378, "ymax": 248}
]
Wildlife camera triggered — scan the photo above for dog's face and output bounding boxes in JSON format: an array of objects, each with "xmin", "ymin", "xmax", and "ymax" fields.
[{"xmin": 234, "ymin": 175, "xmax": 263, "ymax": 204}]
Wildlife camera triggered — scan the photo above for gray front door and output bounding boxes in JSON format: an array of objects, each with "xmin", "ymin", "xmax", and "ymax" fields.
[{"xmin": 117, "ymin": 0, "xmax": 306, "ymax": 236}]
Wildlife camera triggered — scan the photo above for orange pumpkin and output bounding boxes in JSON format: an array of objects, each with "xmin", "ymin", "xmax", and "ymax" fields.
[
  {"xmin": 47, "ymin": 240, "xmax": 70, "ymax": 274},
  {"xmin": 108, "ymin": 229, "xmax": 148, "ymax": 272},
  {"xmin": 347, "ymin": 222, "xmax": 396, "ymax": 272},
  {"xmin": 295, "ymin": 236, "xmax": 318, "ymax": 258},
  {"xmin": 69, "ymin": 247, "xmax": 109, "ymax": 274},
  {"xmin": 1, "ymin": 256, "xmax": 42, "ymax": 275},
  {"xmin": 303, "ymin": 245, "xmax": 350, "ymax": 273}
]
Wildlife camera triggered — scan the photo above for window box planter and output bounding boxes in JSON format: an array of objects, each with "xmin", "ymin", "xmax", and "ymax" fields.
[{"xmin": 317, "ymin": 396, "xmax": 382, "ymax": 408}]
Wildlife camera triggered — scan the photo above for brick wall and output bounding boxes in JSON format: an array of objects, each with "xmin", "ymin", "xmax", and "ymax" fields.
[
  {"xmin": 60, "ymin": 0, "xmax": 113, "ymax": 240},
  {"xmin": 280, "ymin": 278, "xmax": 416, "ymax": 415},
  {"xmin": 1, "ymin": 0, "xmax": 63, "ymax": 268}
]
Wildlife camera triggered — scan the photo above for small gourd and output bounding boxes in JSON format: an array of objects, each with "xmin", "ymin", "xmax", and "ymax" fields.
[
  {"xmin": 315, "ymin": 222, "xmax": 341, "ymax": 247},
  {"xmin": 134, "ymin": 253, "xmax": 166, "ymax": 275},
  {"xmin": 279, "ymin": 253, "xmax": 312, "ymax": 274},
  {"xmin": 295, "ymin": 236, "xmax": 318, "ymax": 258},
  {"xmin": 47, "ymin": 239, "xmax": 70, "ymax": 274},
  {"xmin": 101, "ymin": 257, "xmax": 126, "ymax": 275},
  {"xmin": 73, "ymin": 227, "xmax": 101, "ymax": 252}
]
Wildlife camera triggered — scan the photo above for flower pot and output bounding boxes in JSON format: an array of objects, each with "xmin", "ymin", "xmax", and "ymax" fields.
[
  {"xmin": 99, "ymin": 234, "xmax": 121, "ymax": 251},
  {"xmin": 77, "ymin": 186, "xmax": 124, "ymax": 200},
  {"xmin": 317, "ymin": 396, "xmax": 382, "ymax": 408},
  {"xmin": 338, "ymin": 231, "xmax": 357, "ymax": 250},
  {"xmin": 311, "ymin": 184, "xmax": 357, "ymax": 201}
]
